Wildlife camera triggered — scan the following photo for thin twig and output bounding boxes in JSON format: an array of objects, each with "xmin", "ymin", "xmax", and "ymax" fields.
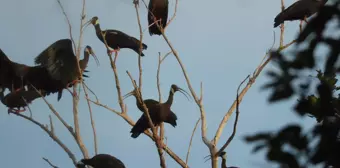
[
  {"xmin": 82, "ymin": 83, "xmax": 98, "ymax": 155},
  {"xmin": 166, "ymin": 0, "xmax": 179, "ymax": 28},
  {"xmin": 43, "ymin": 157, "xmax": 59, "ymax": 168},
  {"xmin": 157, "ymin": 53, "xmax": 165, "ymax": 141},
  {"xmin": 9, "ymin": 112, "xmax": 77, "ymax": 166},
  {"xmin": 134, "ymin": 1, "xmax": 144, "ymax": 91},
  {"xmin": 160, "ymin": 31, "xmax": 212, "ymax": 148},
  {"xmin": 185, "ymin": 118, "xmax": 201, "ymax": 166},
  {"xmin": 99, "ymin": 30, "xmax": 126, "ymax": 114},
  {"xmin": 216, "ymin": 76, "xmax": 248, "ymax": 156},
  {"xmin": 212, "ymin": 20, "xmax": 295, "ymax": 149},
  {"xmin": 280, "ymin": 0, "xmax": 285, "ymax": 47},
  {"xmin": 72, "ymin": 0, "xmax": 89, "ymax": 158},
  {"xmin": 55, "ymin": 0, "xmax": 76, "ymax": 51}
]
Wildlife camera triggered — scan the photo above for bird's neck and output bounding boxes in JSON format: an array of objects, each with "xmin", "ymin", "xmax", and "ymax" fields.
[
  {"xmin": 80, "ymin": 54, "xmax": 89, "ymax": 70},
  {"xmin": 94, "ymin": 24, "xmax": 104, "ymax": 39},
  {"xmin": 134, "ymin": 95, "xmax": 144, "ymax": 109},
  {"xmin": 165, "ymin": 90, "xmax": 174, "ymax": 105}
]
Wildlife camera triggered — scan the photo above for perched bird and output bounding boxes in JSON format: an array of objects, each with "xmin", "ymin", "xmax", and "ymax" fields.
[
  {"xmin": 0, "ymin": 87, "xmax": 45, "ymax": 113},
  {"xmin": 124, "ymin": 84, "xmax": 190, "ymax": 139},
  {"xmin": 85, "ymin": 16, "xmax": 148, "ymax": 56},
  {"xmin": 76, "ymin": 154, "xmax": 126, "ymax": 168},
  {"xmin": 148, "ymin": 0, "xmax": 169, "ymax": 35},
  {"xmin": 273, "ymin": 0, "xmax": 328, "ymax": 28},
  {"xmin": 34, "ymin": 39, "xmax": 99, "ymax": 100}
]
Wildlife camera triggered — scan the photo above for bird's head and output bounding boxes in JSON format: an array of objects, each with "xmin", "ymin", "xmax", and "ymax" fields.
[
  {"xmin": 170, "ymin": 84, "xmax": 190, "ymax": 100},
  {"xmin": 90, "ymin": 16, "xmax": 99, "ymax": 25},
  {"xmin": 84, "ymin": 16, "xmax": 99, "ymax": 29},
  {"xmin": 84, "ymin": 45, "xmax": 100, "ymax": 66}
]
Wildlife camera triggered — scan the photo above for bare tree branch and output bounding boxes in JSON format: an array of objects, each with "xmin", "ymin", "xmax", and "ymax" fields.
[
  {"xmin": 185, "ymin": 118, "xmax": 201, "ymax": 166},
  {"xmin": 90, "ymin": 99, "xmax": 188, "ymax": 167},
  {"xmin": 9, "ymin": 111, "xmax": 77, "ymax": 166},
  {"xmin": 43, "ymin": 157, "xmax": 59, "ymax": 168},
  {"xmin": 157, "ymin": 53, "xmax": 165, "ymax": 142},
  {"xmin": 160, "ymin": 31, "xmax": 212, "ymax": 149},
  {"xmin": 71, "ymin": 0, "xmax": 89, "ymax": 158},
  {"xmin": 82, "ymin": 83, "xmax": 98, "ymax": 155},
  {"xmin": 166, "ymin": 0, "xmax": 179, "ymax": 28},
  {"xmin": 134, "ymin": 1, "xmax": 144, "ymax": 90},
  {"xmin": 126, "ymin": 71, "xmax": 167, "ymax": 168},
  {"xmin": 216, "ymin": 75, "xmax": 249, "ymax": 156},
  {"xmin": 212, "ymin": 0, "xmax": 295, "ymax": 149},
  {"xmin": 55, "ymin": 0, "xmax": 76, "ymax": 51}
]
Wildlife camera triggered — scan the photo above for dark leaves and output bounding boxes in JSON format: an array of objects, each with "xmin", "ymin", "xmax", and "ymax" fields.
[{"xmin": 246, "ymin": 2, "xmax": 340, "ymax": 167}]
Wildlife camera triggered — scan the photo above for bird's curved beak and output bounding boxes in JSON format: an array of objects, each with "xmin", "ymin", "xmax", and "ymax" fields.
[
  {"xmin": 90, "ymin": 50, "xmax": 100, "ymax": 66},
  {"xmin": 83, "ymin": 19, "xmax": 92, "ymax": 29},
  {"xmin": 123, "ymin": 90, "xmax": 134, "ymax": 100},
  {"xmin": 177, "ymin": 87, "xmax": 191, "ymax": 101}
]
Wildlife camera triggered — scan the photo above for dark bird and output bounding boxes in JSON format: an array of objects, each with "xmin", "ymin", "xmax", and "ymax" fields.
[
  {"xmin": 124, "ymin": 84, "xmax": 190, "ymax": 139},
  {"xmin": 0, "ymin": 87, "xmax": 45, "ymax": 113},
  {"xmin": 76, "ymin": 154, "xmax": 126, "ymax": 168},
  {"xmin": 148, "ymin": 0, "xmax": 169, "ymax": 35},
  {"xmin": 34, "ymin": 39, "xmax": 99, "ymax": 100},
  {"xmin": 273, "ymin": 0, "xmax": 328, "ymax": 28},
  {"xmin": 85, "ymin": 16, "xmax": 148, "ymax": 56}
]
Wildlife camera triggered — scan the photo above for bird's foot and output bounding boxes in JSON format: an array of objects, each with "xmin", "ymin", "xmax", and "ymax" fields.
[
  {"xmin": 8, "ymin": 107, "xmax": 26, "ymax": 114},
  {"xmin": 66, "ymin": 88, "xmax": 78, "ymax": 99}
]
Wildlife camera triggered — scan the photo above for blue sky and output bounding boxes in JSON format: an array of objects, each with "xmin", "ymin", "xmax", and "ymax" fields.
[{"xmin": 0, "ymin": 0, "xmax": 318, "ymax": 167}]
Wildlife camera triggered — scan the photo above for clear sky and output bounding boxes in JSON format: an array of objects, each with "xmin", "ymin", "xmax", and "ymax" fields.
[{"xmin": 0, "ymin": 0, "xmax": 317, "ymax": 167}]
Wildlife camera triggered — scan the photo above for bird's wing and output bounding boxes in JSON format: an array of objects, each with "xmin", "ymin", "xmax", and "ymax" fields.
[
  {"xmin": 34, "ymin": 39, "xmax": 75, "ymax": 80},
  {"xmin": 277, "ymin": 0, "xmax": 313, "ymax": 21},
  {"xmin": 5, "ymin": 90, "xmax": 45, "ymax": 107},
  {"xmin": 144, "ymin": 99, "xmax": 160, "ymax": 106},
  {"xmin": 106, "ymin": 30, "xmax": 140, "ymax": 47},
  {"xmin": 108, "ymin": 158, "xmax": 126, "ymax": 168}
]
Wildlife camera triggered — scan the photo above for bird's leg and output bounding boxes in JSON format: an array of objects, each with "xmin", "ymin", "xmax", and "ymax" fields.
[
  {"xmin": 66, "ymin": 79, "xmax": 81, "ymax": 88},
  {"xmin": 299, "ymin": 20, "xmax": 303, "ymax": 33},
  {"xmin": 107, "ymin": 47, "xmax": 120, "ymax": 55},
  {"xmin": 304, "ymin": 16, "xmax": 309, "ymax": 24},
  {"xmin": 7, "ymin": 107, "xmax": 26, "ymax": 114},
  {"xmin": 66, "ymin": 87, "xmax": 78, "ymax": 99}
]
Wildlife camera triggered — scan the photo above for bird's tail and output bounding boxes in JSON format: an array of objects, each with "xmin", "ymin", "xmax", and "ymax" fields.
[
  {"xmin": 130, "ymin": 116, "xmax": 148, "ymax": 138},
  {"xmin": 133, "ymin": 48, "xmax": 145, "ymax": 57},
  {"xmin": 142, "ymin": 43, "xmax": 147, "ymax": 50},
  {"xmin": 274, "ymin": 13, "xmax": 284, "ymax": 28}
]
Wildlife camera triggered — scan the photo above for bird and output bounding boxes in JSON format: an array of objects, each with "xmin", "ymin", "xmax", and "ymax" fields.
[
  {"xmin": 76, "ymin": 154, "xmax": 126, "ymax": 168},
  {"xmin": 123, "ymin": 84, "xmax": 190, "ymax": 139},
  {"xmin": 0, "ymin": 87, "xmax": 45, "ymax": 113},
  {"xmin": 33, "ymin": 39, "xmax": 99, "ymax": 100},
  {"xmin": 85, "ymin": 16, "xmax": 148, "ymax": 56},
  {"xmin": 148, "ymin": 0, "xmax": 169, "ymax": 36},
  {"xmin": 273, "ymin": 0, "xmax": 328, "ymax": 28}
]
